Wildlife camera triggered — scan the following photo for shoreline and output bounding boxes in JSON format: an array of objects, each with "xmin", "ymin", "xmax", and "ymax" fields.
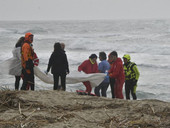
[{"xmin": 0, "ymin": 90, "xmax": 170, "ymax": 128}]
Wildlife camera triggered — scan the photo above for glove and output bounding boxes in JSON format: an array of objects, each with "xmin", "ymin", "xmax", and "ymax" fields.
[
  {"xmin": 44, "ymin": 70, "xmax": 48, "ymax": 75},
  {"xmin": 66, "ymin": 69, "xmax": 70, "ymax": 75},
  {"xmin": 105, "ymin": 75, "xmax": 109, "ymax": 79}
]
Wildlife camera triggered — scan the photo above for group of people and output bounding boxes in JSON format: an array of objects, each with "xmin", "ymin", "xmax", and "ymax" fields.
[
  {"xmin": 9, "ymin": 33, "xmax": 39, "ymax": 91},
  {"xmin": 9, "ymin": 32, "xmax": 140, "ymax": 100},
  {"xmin": 10, "ymin": 32, "xmax": 69, "ymax": 92},
  {"xmin": 78, "ymin": 51, "xmax": 140, "ymax": 100}
]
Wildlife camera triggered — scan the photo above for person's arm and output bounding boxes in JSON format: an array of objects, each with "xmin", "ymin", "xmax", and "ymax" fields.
[
  {"xmin": 47, "ymin": 53, "xmax": 54, "ymax": 72},
  {"xmin": 109, "ymin": 63, "xmax": 122, "ymax": 78},
  {"xmin": 33, "ymin": 52, "xmax": 39, "ymax": 66},
  {"xmin": 64, "ymin": 54, "xmax": 70, "ymax": 74},
  {"xmin": 78, "ymin": 61, "xmax": 86, "ymax": 72},
  {"xmin": 98, "ymin": 62, "xmax": 103, "ymax": 73},
  {"xmin": 132, "ymin": 65, "xmax": 140, "ymax": 80}
]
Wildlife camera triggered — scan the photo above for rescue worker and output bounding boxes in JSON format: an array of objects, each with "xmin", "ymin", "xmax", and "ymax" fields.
[
  {"xmin": 78, "ymin": 54, "xmax": 98, "ymax": 94},
  {"xmin": 108, "ymin": 51, "xmax": 125, "ymax": 99},
  {"xmin": 123, "ymin": 54, "xmax": 140, "ymax": 100},
  {"xmin": 26, "ymin": 51, "xmax": 39, "ymax": 90},
  {"xmin": 21, "ymin": 32, "xmax": 35, "ymax": 90}
]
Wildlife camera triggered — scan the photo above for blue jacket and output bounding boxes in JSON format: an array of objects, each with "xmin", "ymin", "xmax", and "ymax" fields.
[{"xmin": 98, "ymin": 60, "xmax": 110, "ymax": 83}]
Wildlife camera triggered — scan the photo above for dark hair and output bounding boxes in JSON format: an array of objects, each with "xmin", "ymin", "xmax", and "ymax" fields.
[
  {"xmin": 54, "ymin": 42, "xmax": 61, "ymax": 52},
  {"xmin": 99, "ymin": 52, "xmax": 106, "ymax": 60},
  {"xmin": 89, "ymin": 54, "xmax": 97, "ymax": 59},
  {"xmin": 15, "ymin": 37, "xmax": 25, "ymax": 48},
  {"xmin": 110, "ymin": 51, "xmax": 118, "ymax": 57}
]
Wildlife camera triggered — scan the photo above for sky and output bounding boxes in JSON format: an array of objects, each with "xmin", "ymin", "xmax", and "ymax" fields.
[{"xmin": 0, "ymin": 0, "xmax": 170, "ymax": 21}]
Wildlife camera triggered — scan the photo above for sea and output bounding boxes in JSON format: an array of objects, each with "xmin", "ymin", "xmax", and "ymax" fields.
[{"xmin": 0, "ymin": 19, "xmax": 170, "ymax": 102}]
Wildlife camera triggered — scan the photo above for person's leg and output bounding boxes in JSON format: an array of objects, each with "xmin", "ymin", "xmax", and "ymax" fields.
[
  {"xmin": 53, "ymin": 74, "xmax": 59, "ymax": 90},
  {"xmin": 60, "ymin": 74, "xmax": 66, "ymax": 91},
  {"xmin": 25, "ymin": 68, "xmax": 35, "ymax": 91},
  {"xmin": 21, "ymin": 69, "xmax": 28, "ymax": 90},
  {"xmin": 94, "ymin": 83, "xmax": 102, "ymax": 96},
  {"xmin": 83, "ymin": 81, "xmax": 92, "ymax": 93},
  {"xmin": 115, "ymin": 80, "xmax": 124, "ymax": 99},
  {"xmin": 29, "ymin": 73, "xmax": 35, "ymax": 91},
  {"xmin": 125, "ymin": 81, "xmax": 131, "ymax": 100},
  {"xmin": 109, "ymin": 78, "xmax": 115, "ymax": 98},
  {"xmin": 15, "ymin": 76, "xmax": 21, "ymax": 90},
  {"xmin": 101, "ymin": 83, "xmax": 109, "ymax": 97},
  {"xmin": 131, "ymin": 84, "xmax": 137, "ymax": 100}
]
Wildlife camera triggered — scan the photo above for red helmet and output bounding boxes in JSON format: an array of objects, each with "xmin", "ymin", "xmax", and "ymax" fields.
[{"xmin": 25, "ymin": 32, "xmax": 34, "ymax": 42}]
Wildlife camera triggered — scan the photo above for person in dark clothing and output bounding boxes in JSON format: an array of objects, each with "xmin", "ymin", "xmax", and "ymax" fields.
[
  {"xmin": 46, "ymin": 42, "xmax": 69, "ymax": 91},
  {"xmin": 109, "ymin": 77, "xmax": 115, "ymax": 98},
  {"xmin": 108, "ymin": 53, "xmax": 115, "ymax": 98}
]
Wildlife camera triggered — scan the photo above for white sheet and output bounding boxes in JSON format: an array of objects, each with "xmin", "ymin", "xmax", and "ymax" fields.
[
  {"xmin": 0, "ymin": 58, "xmax": 105, "ymax": 88},
  {"xmin": 34, "ymin": 66, "xmax": 105, "ymax": 87}
]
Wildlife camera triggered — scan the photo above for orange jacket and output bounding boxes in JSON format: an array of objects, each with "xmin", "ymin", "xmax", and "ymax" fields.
[{"xmin": 21, "ymin": 42, "xmax": 34, "ymax": 73}]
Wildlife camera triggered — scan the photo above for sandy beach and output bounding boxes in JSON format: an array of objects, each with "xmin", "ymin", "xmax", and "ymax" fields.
[{"xmin": 0, "ymin": 90, "xmax": 170, "ymax": 128}]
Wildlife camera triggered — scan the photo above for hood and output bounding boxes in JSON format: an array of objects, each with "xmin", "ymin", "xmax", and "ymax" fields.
[
  {"xmin": 115, "ymin": 57, "xmax": 123, "ymax": 64},
  {"xmin": 25, "ymin": 32, "xmax": 34, "ymax": 43}
]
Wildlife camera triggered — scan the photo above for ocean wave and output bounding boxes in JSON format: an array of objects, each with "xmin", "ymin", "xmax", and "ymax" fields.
[
  {"xmin": 22, "ymin": 27, "xmax": 49, "ymax": 35},
  {"xmin": 137, "ymin": 91, "xmax": 170, "ymax": 102},
  {"xmin": 138, "ymin": 63, "xmax": 170, "ymax": 69},
  {"xmin": 0, "ymin": 28, "xmax": 11, "ymax": 33},
  {"xmin": 137, "ymin": 91, "xmax": 156, "ymax": 99}
]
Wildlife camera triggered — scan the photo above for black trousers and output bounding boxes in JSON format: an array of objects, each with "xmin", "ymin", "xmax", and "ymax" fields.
[
  {"xmin": 21, "ymin": 68, "xmax": 34, "ymax": 90},
  {"xmin": 125, "ymin": 80, "xmax": 137, "ymax": 100},
  {"xmin": 94, "ymin": 82, "xmax": 109, "ymax": 97},
  {"xmin": 53, "ymin": 73, "xmax": 66, "ymax": 91},
  {"xmin": 109, "ymin": 77, "xmax": 115, "ymax": 98},
  {"xmin": 15, "ymin": 76, "xmax": 21, "ymax": 90}
]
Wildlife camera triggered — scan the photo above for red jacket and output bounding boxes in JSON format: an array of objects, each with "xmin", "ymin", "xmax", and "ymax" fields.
[
  {"xmin": 109, "ymin": 58, "xmax": 125, "ymax": 83},
  {"xmin": 78, "ymin": 59, "xmax": 98, "ymax": 74},
  {"xmin": 33, "ymin": 52, "xmax": 39, "ymax": 66}
]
